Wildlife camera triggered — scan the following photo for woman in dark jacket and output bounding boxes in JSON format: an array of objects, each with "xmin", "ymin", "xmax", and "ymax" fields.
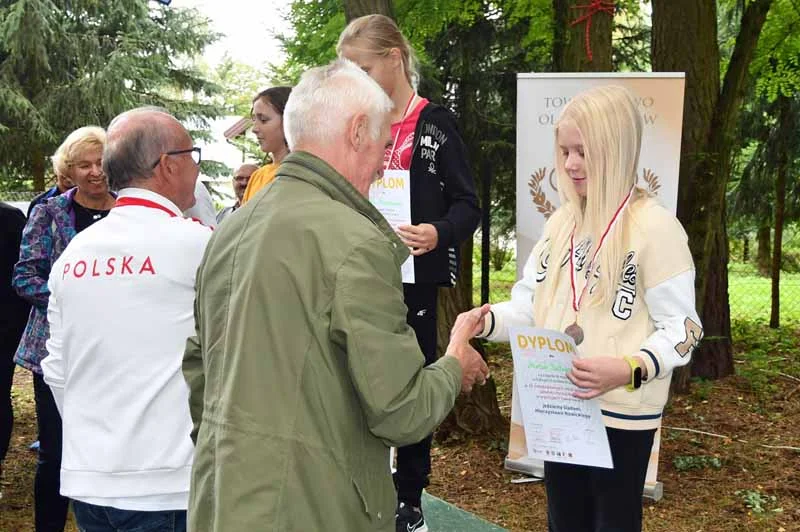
[{"xmin": 13, "ymin": 126, "xmax": 114, "ymax": 532}]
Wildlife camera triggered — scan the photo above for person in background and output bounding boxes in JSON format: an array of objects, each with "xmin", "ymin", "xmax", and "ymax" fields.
[
  {"xmin": 13, "ymin": 126, "xmax": 114, "ymax": 532},
  {"xmin": 184, "ymin": 179, "xmax": 216, "ymax": 228},
  {"xmin": 0, "ymin": 202, "xmax": 30, "ymax": 500},
  {"xmin": 338, "ymin": 15, "xmax": 481, "ymax": 532},
  {"xmin": 27, "ymin": 173, "xmax": 74, "ymax": 218},
  {"xmin": 473, "ymin": 85, "xmax": 703, "ymax": 532},
  {"xmin": 183, "ymin": 60, "xmax": 490, "ymax": 532},
  {"xmin": 240, "ymin": 86, "xmax": 292, "ymax": 204},
  {"xmin": 216, "ymin": 163, "xmax": 258, "ymax": 224},
  {"xmin": 42, "ymin": 107, "xmax": 211, "ymax": 532}
]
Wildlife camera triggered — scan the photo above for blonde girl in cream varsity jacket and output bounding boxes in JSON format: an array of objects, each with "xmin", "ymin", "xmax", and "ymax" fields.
[{"xmin": 476, "ymin": 86, "xmax": 702, "ymax": 532}]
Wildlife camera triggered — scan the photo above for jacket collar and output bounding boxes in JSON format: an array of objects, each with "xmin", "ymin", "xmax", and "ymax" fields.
[
  {"xmin": 278, "ymin": 151, "xmax": 409, "ymax": 266},
  {"xmin": 115, "ymin": 188, "xmax": 183, "ymax": 217}
]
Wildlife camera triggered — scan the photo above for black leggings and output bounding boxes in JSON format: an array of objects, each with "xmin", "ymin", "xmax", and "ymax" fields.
[
  {"xmin": 394, "ymin": 283, "xmax": 439, "ymax": 508},
  {"xmin": 545, "ymin": 427, "xmax": 656, "ymax": 532}
]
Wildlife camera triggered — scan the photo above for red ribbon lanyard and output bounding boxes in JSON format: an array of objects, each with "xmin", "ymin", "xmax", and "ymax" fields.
[
  {"xmin": 569, "ymin": 187, "xmax": 634, "ymax": 312},
  {"xmin": 386, "ymin": 92, "xmax": 418, "ymax": 170},
  {"xmin": 115, "ymin": 197, "xmax": 178, "ymax": 217}
]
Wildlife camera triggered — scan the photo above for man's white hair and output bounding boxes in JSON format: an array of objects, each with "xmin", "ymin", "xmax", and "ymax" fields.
[{"xmin": 284, "ymin": 59, "xmax": 393, "ymax": 150}]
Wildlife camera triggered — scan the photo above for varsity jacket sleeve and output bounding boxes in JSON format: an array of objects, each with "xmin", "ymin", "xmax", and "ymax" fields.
[
  {"xmin": 477, "ymin": 248, "xmax": 539, "ymax": 342},
  {"xmin": 42, "ymin": 277, "xmax": 65, "ymax": 415},
  {"xmin": 476, "ymin": 209, "xmax": 568, "ymax": 342},
  {"xmin": 428, "ymin": 108, "xmax": 480, "ymax": 249},
  {"xmin": 12, "ymin": 204, "xmax": 55, "ymax": 310},
  {"xmin": 635, "ymin": 207, "xmax": 703, "ymax": 380},
  {"xmin": 330, "ymin": 236, "xmax": 462, "ymax": 447},
  {"xmin": 638, "ymin": 270, "xmax": 703, "ymax": 380}
]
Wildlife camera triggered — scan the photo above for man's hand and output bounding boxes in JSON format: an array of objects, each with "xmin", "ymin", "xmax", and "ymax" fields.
[
  {"xmin": 446, "ymin": 304, "xmax": 491, "ymax": 393},
  {"xmin": 566, "ymin": 356, "xmax": 632, "ymax": 399},
  {"xmin": 397, "ymin": 223, "xmax": 438, "ymax": 256}
]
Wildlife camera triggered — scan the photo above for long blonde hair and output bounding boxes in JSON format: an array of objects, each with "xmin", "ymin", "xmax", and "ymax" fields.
[
  {"xmin": 336, "ymin": 14, "xmax": 419, "ymax": 89},
  {"xmin": 553, "ymin": 85, "xmax": 645, "ymax": 305}
]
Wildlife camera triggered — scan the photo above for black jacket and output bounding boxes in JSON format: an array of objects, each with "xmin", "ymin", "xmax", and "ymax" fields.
[
  {"xmin": 409, "ymin": 103, "xmax": 480, "ymax": 286},
  {"xmin": 1, "ymin": 202, "xmax": 30, "ymax": 356}
]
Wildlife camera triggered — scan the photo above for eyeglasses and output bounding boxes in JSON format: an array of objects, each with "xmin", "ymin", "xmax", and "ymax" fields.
[{"xmin": 151, "ymin": 147, "xmax": 202, "ymax": 169}]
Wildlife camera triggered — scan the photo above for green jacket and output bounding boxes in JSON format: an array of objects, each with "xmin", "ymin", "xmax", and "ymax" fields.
[{"xmin": 183, "ymin": 151, "xmax": 462, "ymax": 531}]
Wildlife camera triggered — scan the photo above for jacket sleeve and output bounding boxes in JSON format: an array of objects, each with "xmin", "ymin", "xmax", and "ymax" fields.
[
  {"xmin": 183, "ymin": 288, "xmax": 205, "ymax": 444},
  {"xmin": 13, "ymin": 204, "xmax": 55, "ymax": 310},
  {"xmin": 42, "ymin": 278, "xmax": 65, "ymax": 416},
  {"xmin": 635, "ymin": 207, "xmax": 703, "ymax": 380},
  {"xmin": 477, "ymin": 247, "xmax": 539, "ymax": 343},
  {"xmin": 637, "ymin": 270, "xmax": 703, "ymax": 380},
  {"xmin": 330, "ymin": 237, "xmax": 462, "ymax": 447},
  {"xmin": 428, "ymin": 109, "xmax": 481, "ymax": 249}
]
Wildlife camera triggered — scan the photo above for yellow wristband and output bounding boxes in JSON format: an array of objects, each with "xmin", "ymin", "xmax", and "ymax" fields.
[{"xmin": 622, "ymin": 356, "xmax": 642, "ymax": 392}]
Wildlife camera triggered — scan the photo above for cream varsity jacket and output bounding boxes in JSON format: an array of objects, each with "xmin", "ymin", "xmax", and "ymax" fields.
[{"xmin": 481, "ymin": 196, "xmax": 703, "ymax": 430}]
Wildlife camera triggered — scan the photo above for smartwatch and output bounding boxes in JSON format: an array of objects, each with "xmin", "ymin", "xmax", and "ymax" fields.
[{"xmin": 623, "ymin": 356, "xmax": 642, "ymax": 392}]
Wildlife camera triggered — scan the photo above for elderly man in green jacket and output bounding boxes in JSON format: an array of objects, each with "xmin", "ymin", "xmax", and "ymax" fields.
[{"xmin": 183, "ymin": 59, "xmax": 491, "ymax": 531}]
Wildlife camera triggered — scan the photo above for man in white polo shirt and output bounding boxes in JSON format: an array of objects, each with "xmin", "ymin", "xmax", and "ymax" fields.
[{"xmin": 41, "ymin": 108, "xmax": 212, "ymax": 532}]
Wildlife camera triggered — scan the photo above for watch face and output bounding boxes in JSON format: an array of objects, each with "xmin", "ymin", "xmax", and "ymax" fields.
[{"xmin": 633, "ymin": 367, "xmax": 643, "ymax": 389}]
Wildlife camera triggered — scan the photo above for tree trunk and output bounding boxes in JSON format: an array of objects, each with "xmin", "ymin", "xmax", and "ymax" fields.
[
  {"xmin": 742, "ymin": 235, "xmax": 749, "ymax": 262},
  {"xmin": 436, "ymin": 238, "xmax": 506, "ymax": 436},
  {"xmin": 342, "ymin": 0, "xmax": 394, "ymax": 21},
  {"xmin": 652, "ymin": 0, "xmax": 773, "ymax": 391},
  {"xmin": 556, "ymin": 0, "xmax": 613, "ymax": 71},
  {"xmin": 32, "ymin": 147, "xmax": 46, "ymax": 192},
  {"xmin": 757, "ymin": 224, "xmax": 771, "ymax": 276},
  {"xmin": 769, "ymin": 95, "xmax": 792, "ymax": 328}
]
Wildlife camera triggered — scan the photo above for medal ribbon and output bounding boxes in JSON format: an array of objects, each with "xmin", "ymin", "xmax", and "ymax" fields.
[
  {"xmin": 569, "ymin": 186, "xmax": 635, "ymax": 313},
  {"xmin": 385, "ymin": 92, "xmax": 417, "ymax": 170}
]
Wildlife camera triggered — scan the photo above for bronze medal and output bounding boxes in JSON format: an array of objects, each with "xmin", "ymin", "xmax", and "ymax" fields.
[{"xmin": 564, "ymin": 322, "xmax": 584, "ymax": 346}]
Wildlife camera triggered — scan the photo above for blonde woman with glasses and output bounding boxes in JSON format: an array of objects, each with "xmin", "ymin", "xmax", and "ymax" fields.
[{"xmin": 474, "ymin": 85, "xmax": 703, "ymax": 532}]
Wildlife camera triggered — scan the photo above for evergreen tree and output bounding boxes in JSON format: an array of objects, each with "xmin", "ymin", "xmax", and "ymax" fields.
[{"xmin": 0, "ymin": 0, "xmax": 223, "ymax": 190}]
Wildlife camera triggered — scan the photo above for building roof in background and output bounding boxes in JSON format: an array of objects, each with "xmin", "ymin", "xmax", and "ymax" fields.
[{"xmin": 224, "ymin": 117, "xmax": 252, "ymax": 139}]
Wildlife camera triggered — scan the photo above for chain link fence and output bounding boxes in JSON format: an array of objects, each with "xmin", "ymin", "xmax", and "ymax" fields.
[{"xmin": 728, "ymin": 225, "xmax": 800, "ymax": 324}]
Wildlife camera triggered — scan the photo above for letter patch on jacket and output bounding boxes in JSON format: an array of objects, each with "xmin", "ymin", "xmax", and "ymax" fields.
[
  {"xmin": 536, "ymin": 239, "xmax": 551, "ymax": 283},
  {"xmin": 612, "ymin": 252, "xmax": 637, "ymax": 320},
  {"xmin": 675, "ymin": 317, "xmax": 703, "ymax": 357}
]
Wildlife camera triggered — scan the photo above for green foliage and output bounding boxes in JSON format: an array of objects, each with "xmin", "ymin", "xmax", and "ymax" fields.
[
  {"xmin": 205, "ymin": 55, "xmax": 275, "ymax": 116},
  {"xmin": 730, "ymin": 318, "xmax": 800, "ymax": 400},
  {"xmin": 673, "ymin": 454, "xmax": 722, "ymax": 472},
  {"xmin": 727, "ymin": 0, "xmax": 800, "ymax": 245},
  {"xmin": 0, "ymin": 0, "xmax": 224, "ymax": 189},
  {"xmin": 751, "ymin": 0, "xmax": 800, "ymax": 100},
  {"xmin": 273, "ymin": 0, "xmax": 343, "ymax": 83},
  {"xmin": 734, "ymin": 489, "xmax": 782, "ymax": 514}
]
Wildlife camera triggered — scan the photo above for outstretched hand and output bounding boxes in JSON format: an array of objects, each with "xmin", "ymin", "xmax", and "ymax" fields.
[{"xmin": 447, "ymin": 304, "xmax": 491, "ymax": 393}]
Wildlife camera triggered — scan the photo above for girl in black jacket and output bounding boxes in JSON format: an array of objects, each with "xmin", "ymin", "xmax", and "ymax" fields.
[{"xmin": 339, "ymin": 14, "xmax": 480, "ymax": 532}]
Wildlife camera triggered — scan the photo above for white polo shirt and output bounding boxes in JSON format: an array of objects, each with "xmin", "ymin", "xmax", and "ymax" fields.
[{"xmin": 42, "ymin": 188, "xmax": 212, "ymax": 511}]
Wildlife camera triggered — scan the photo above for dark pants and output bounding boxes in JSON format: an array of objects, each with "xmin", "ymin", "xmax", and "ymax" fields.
[
  {"xmin": 394, "ymin": 283, "xmax": 439, "ymax": 508},
  {"xmin": 33, "ymin": 372, "xmax": 70, "ymax": 532},
  {"xmin": 0, "ymin": 354, "xmax": 14, "ymax": 463},
  {"xmin": 72, "ymin": 501, "xmax": 186, "ymax": 532},
  {"xmin": 545, "ymin": 427, "xmax": 656, "ymax": 532}
]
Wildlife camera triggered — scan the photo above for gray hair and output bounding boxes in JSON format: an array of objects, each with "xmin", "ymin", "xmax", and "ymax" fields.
[
  {"xmin": 283, "ymin": 59, "xmax": 393, "ymax": 150},
  {"xmin": 103, "ymin": 107, "xmax": 175, "ymax": 190}
]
